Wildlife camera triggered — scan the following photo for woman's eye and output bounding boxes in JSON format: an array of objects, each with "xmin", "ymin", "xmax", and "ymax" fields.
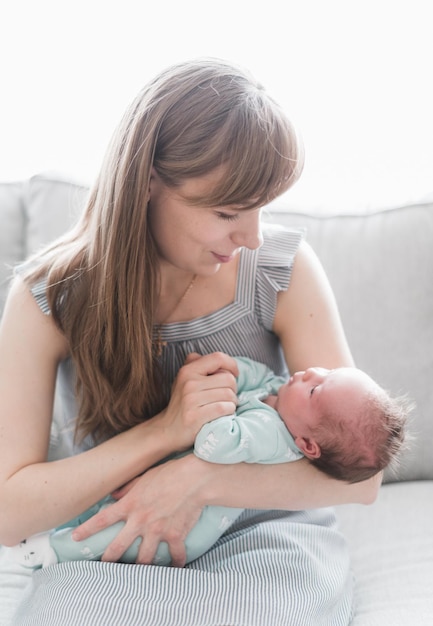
[{"xmin": 216, "ymin": 211, "xmax": 239, "ymax": 222}]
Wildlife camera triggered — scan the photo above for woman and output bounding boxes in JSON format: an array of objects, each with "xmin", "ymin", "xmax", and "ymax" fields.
[{"xmin": 0, "ymin": 58, "xmax": 379, "ymax": 625}]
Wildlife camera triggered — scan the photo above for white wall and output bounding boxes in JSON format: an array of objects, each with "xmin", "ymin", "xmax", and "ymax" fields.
[{"xmin": 1, "ymin": 0, "xmax": 432, "ymax": 212}]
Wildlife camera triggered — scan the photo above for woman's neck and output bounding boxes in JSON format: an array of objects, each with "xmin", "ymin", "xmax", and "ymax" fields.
[{"xmin": 156, "ymin": 256, "xmax": 240, "ymax": 324}]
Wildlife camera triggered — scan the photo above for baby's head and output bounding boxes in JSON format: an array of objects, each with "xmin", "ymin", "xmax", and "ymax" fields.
[{"xmin": 275, "ymin": 367, "xmax": 410, "ymax": 483}]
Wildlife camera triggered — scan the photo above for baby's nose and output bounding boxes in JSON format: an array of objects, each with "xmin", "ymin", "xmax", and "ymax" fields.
[
  {"xmin": 303, "ymin": 367, "xmax": 326, "ymax": 381},
  {"xmin": 302, "ymin": 368, "xmax": 315, "ymax": 380}
]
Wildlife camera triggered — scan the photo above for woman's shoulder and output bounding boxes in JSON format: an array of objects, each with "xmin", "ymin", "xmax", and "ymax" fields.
[{"xmin": 2, "ymin": 275, "xmax": 69, "ymax": 359}]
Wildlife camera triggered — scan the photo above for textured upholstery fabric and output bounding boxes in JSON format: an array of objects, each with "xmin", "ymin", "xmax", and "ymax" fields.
[
  {"xmin": 337, "ymin": 482, "xmax": 433, "ymax": 624},
  {"xmin": 25, "ymin": 173, "xmax": 88, "ymax": 253},
  {"xmin": 0, "ymin": 181, "xmax": 25, "ymax": 312}
]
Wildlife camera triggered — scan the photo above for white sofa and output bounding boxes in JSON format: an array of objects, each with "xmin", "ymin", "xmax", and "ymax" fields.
[{"xmin": 1, "ymin": 173, "xmax": 432, "ymax": 625}]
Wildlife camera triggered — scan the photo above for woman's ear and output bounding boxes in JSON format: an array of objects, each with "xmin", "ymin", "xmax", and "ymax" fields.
[
  {"xmin": 294, "ymin": 436, "xmax": 321, "ymax": 460},
  {"xmin": 147, "ymin": 167, "xmax": 157, "ymax": 201},
  {"xmin": 148, "ymin": 167, "xmax": 163, "ymax": 203}
]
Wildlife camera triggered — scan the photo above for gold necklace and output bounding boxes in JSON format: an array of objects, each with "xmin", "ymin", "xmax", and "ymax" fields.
[{"xmin": 156, "ymin": 274, "xmax": 197, "ymax": 356}]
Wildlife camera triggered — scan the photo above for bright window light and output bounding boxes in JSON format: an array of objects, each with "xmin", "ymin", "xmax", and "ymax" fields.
[{"xmin": 1, "ymin": 0, "xmax": 432, "ymax": 213}]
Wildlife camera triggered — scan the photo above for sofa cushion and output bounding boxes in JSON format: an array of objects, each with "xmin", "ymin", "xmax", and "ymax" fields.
[
  {"xmin": 272, "ymin": 204, "xmax": 433, "ymax": 482},
  {"xmin": 336, "ymin": 481, "xmax": 433, "ymax": 625},
  {"xmin": 26, "ymin": 173, "xmax": 89, "ymax": 253},
  {"xmin": 0, "ymin": 181, "xmax": 26, "ymax": 313}
]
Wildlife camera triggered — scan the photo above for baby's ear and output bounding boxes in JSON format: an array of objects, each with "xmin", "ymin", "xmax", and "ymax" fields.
[{"xmin": 294, "ymin": 437, "xmax": 321, "ymax": 460}]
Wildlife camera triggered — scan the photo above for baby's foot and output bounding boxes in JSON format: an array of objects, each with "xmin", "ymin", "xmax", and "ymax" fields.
[{"xmin": 9, "ymin": 532, "xmax": 58, "ymax": 569}]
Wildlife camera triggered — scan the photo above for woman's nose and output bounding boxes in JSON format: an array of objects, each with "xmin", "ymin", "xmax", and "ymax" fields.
[{"xmin": 231, "ymin": 212, "xmax": 263, "ymax": 250}]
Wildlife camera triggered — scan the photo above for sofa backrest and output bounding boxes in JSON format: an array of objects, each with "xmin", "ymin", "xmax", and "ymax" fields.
[
  {"xmin": 0, "ymin": 174, "xmax": 89, "ymax": 312},
  {"xmin": 0, "ymin": 181, "xmax": 25, "ymax": 311},
  {"xmin": 1, "ymin": 173, "xmax": 432, "ymax": 482}
]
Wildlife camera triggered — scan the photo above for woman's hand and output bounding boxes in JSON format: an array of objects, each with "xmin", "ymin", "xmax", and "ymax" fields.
[
  {"xmin": 72, "ymin": 454, "xmax": 211, "ymax": 567},
  {"xmin": 156, "ymin": 351, "xmax": 239, "ymax": 451}
]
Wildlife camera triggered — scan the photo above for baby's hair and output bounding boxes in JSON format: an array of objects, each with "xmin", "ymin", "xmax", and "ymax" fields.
[{"xmin": 311, "ymin": 387, "xmax": 412, "ymax": 484}]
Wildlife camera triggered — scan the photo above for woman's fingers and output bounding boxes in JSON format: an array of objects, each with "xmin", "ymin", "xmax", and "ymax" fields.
[
  {"xmin": 183, "ymin": 352, "xmax": 201, "ymax": 364},
  {"xmin": 111, "ymin": 476, "xmax": 141, "ymax": 500},
  {"xmin": 203, "ymin": 370, "xmax": 238, "ymax": 395},
  {"xmin": 164, "ymin": 540, "xmax": 187, "ymax": 569},
  {"xmin": 134, "ymin": 531, "xmax": 187, "ymax": 568},
  {"xmin": 72, "ymin": 502, "xmax": 121, "ymax": 542},
  {"xmin": 100, "ymin": 525, "xmax": 139, "ymax": 563},
  {"xmin": 179, "ymin": 372, "xmax": 237, "ymax": 399},
  {"xmin": 181, "ymin": 351, "xmax": 239, "ymax": 379}
]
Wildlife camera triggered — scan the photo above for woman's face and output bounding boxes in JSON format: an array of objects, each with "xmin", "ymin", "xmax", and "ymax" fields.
[{"xmin": 147, "ymin": 169, "xmax": 264, "ymax": 276}]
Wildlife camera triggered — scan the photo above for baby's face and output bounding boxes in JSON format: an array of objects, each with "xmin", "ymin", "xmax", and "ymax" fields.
[{"xmin": 275, "ymin": 367, "xmax": 377, "ymax": 438}]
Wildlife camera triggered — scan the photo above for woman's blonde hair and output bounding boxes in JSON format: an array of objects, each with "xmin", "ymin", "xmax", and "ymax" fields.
[{"xmin": 23, "ymin": 57, "xmax": 304, "ymax": 442}]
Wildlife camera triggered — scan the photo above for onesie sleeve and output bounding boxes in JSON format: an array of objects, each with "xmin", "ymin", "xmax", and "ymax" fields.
[
  {"xmin": 234, "ymin": 356, "xmax": 278, "ymax": 392},
  {"xmin": 255, "ymin": 225, "xmax": 304, "ymax": 331},
  {"xmin": 194, "ymin": 410, "xmax": 302, "ymax": 464}
]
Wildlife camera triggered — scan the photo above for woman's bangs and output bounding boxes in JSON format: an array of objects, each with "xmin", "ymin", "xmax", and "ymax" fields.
[
  {"xmin": 231, "ymin": 121, "xmax": 302, "ymax": 208},
  {"xmin": 187, "ymin": 109, "xmax": 303, "ymax": 210}
]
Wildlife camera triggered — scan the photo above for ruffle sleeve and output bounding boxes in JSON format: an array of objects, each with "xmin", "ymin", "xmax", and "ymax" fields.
[
  {"xmin": 255, "ymin": 224, "xmax": 304, "ymax": 331},
  {"xmin": 14, "ymin": 261, "xmax": 51, "ymax": 315}
]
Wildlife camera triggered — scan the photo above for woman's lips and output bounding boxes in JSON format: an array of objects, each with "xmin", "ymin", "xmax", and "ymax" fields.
[{"xmin": 212, "ymin": 250, "xmax": 238, "ymax": 263}]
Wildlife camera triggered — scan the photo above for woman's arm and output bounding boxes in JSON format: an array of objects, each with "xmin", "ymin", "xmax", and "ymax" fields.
[
  {"xmin": 73, "ymin": 450, "xmax": 380, "ymax": 567},
  {"xmin": 202, "ymin": 456, "xmax": 382, "ymax": 510},
  {"xmin": 0, "ymin": 278, "xmax": 238, "ymax": 545},
  {"xmin": 274, "ymin": 239, "xmax": 355, "ymax": 372}
]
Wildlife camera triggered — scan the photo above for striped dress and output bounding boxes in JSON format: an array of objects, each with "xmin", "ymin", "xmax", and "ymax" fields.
[{"xmin": 11, "ymin": 226, "xmax": 354, "ymax": 625}]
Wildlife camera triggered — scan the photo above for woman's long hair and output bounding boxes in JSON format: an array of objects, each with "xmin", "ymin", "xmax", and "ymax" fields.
[{"xmin": 21, "ymin": 57, "xmax": 304, "ymax": 442}]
